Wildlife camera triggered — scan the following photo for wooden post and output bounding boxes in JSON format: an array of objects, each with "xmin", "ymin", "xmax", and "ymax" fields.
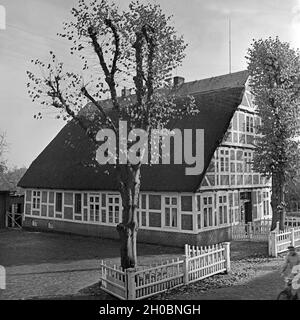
[
  {"xmin": 248, "ymin": 222, "xmax": 252, "ymax": 239},
  {"xmin": 291, "ymin": 228, "xmax": 295, "ymax": 247},
  {"xmin": 184, "ymin": 244, "xmax": 189, "ymax": 257},
  {"xmin": 126, "ymin": 268, "xmax": 136, "ymax": 300},
  {"xmin": 268, "ymin": 232, "xmax": 272, "ymax": 256},
  {"xmin": 270, "ymin": 231, "xmax": 278, "ymax": 257},
  {"xmin": 276, "ymin": 221, "xmax": 280, "ymax": 232},
  {"xmin": 182, "ymin": 255, "xmax": 189, "ymax": 284},
  {"xmin": 223, "ymin": 242, "xmax": 231, "ymax": 273}
]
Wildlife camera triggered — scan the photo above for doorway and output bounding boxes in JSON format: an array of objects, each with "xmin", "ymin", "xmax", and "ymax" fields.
[{"xmin": 240, "ymin": 191, "xmax": 252, "ymax": 224}]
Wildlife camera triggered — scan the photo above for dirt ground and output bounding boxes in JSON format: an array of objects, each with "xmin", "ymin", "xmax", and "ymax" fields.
[{"xmin": 0, "ymin": 229, "xmax": 291, "ymax": 300}]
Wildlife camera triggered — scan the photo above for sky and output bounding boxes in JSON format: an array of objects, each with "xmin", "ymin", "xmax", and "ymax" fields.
[{"xmin": 0, "ymin": 0, "xmax": 300, "ymax": 168}]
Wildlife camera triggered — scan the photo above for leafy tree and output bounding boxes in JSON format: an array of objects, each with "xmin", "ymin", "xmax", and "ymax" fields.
[
  {"xmin": 246, "ymin": 37, "xmax": 300, "ymax": 231},
  {"xmin": 4, "ymin": 166, "xmax": 27, "ymax": 194},
  {"xmin": 26, "ymin": 0, "xmax": 196, "ymax": 269}
]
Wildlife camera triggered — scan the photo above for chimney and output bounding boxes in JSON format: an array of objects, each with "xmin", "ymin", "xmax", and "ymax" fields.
[
  {"xmin": 173, "ymin": 76, "xmax": 185, "ymax": 87},
  {"xmin": 121, "ymin": 87, "xmax": 131, "ymax": 97}
]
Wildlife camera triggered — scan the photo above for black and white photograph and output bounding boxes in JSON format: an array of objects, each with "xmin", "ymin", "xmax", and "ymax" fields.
[{"xmin": 0, "ymin": 0, "xmax": 300, "ymax": 311}]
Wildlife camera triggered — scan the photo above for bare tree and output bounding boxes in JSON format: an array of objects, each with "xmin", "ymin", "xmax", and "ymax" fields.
[
  {"xmin": 0, "ymin": 132, "xmax": 7, "ymax": 173},
  {"xmin": 27, "ymin": 0, "xmax": 197, "ymax": 269}
]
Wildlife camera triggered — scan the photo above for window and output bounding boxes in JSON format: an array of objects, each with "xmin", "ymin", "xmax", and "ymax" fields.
[
  {"xmin": 244, "ymin": 152, "xmax": 252, "ymax": 173},
  {"xmin": 89, "ymin": 195, "xmax": 100, "ymax": 222},
  {"xmin": 181, "ymin": 196, "xmax": 193, "ymax": 211},
  {"xmin": 75, "ymin": 194, "xmax": 82, "ymax": 214},
  {"xmin": 32, "ymin": 191, "xmax": 41, "ymax": 210},
  {"xmin": 219, "ymin": 149, "xmax": 229, "ymax": 173},
  {"xmin": 107, "ymin": 195, "xmax": 121, "ymax": 224},
  {"xmin": 55, "ymin": 193, "xmax": 62, "ymax": 212},
  {"xmin": 149, "ymin": 195, "xmax": 161, "ymax": 210},
  {"xmin": 218, "ymin": 195, "xmax": 228, "ymax": 225},
  {"xmin": 263, "ymin": 192, "xmax": 270, "ymax": 216},
  {"xmin": 165, "ymin": 196, "xmax": 177, "ymax": 228},
  {"xmin": 246, "ymin": 115, "xmax": 254, "ymax": 133},
  {"xmin": 139, "ymin": 194, "xmax": 147, "ymax": 227},
  {"xmin": 74, "ymin": 193, "xmax": 82, "ymax": 220},
  {"xmin": 196, "ymin": 195, "xmax": 201, "ymax": 211},
  {"xmin": 203, "ymin": 196, "xmax": 213, "ymax": 228},
  {"xmin": 197, "ymin": 213, "xmax": 201, "ymax": 229}
]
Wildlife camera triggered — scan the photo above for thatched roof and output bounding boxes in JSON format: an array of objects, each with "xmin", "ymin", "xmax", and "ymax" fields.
[{"xmin": 19, "ymin": 71, "xmax": 248, "ymax": 192}]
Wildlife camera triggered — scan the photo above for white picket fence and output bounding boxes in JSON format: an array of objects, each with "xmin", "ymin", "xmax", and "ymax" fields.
[
  {"xmin": 99, "ymin": 242, "xmax": 230, "ymax": 300},
  {"xmin": 285, "ymin": 216, "xmax": 300, "ymax": 228},
  {"xmin": 231, "ymin": 219, "xmax": 272, "ymax": 241},
  {"xmin": 185, "ymin": 243, "xmax": 229, "ymax": 284},
  {"xmin": 268, "ymin": 226, "xmax": 300, "ymax": 257},
  {"xmin": 134, "ymin": 258, "xmax": 184, "ymax": 300},
  {"xmin": 100, "ymin": 262, "xmax": 127, "ymax": 300}
]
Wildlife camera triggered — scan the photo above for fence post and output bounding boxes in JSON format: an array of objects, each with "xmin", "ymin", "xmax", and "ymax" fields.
[
  {"xmin": 184, "ymin": 244, "xmax": 189, "ymax": 257},
  {"xmin": 268, "ymin": 232, "xmax": 272, "ymax": 256},
  {"xmin": 270, "ymin": 231, "xmax": 278, "ymax": 257},
  {"xmin": 223, "ymin": 242, "xmax": 231, "ymax": 273},
  {"xmin": 182, "ymin": 255, "xmax": 189, "ymax": 284},
  {"xmin": 248, "ymin": 222, "xmax": 252, "ymax": 239},
  {"xmin": 276, "ymin": 221, "xmax": 280, "ymax": 232},
  {"xmin": 126, "ymin": 268, "xmax": 136, "ymax": 300},
  {"xmin": 291, "ymin": 228, "xmax": 295, "ymax": 247}
]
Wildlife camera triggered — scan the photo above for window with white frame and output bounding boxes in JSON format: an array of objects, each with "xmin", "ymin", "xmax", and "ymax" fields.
[
  {"xmin": 219, "ymin": 149, "xmax": 230, "ymax": 173},
  {"xmin": 246, "ymin": 115, "xmax": 254, "ymax": 133},
  {"xmin": 263, "ymin": 192, "xmax": 270, "ymax": 216},
  {"xmin": 196, "ymin": 195, "xmax": 201, "ymax": 229},
  {"xmin": 148, "ymin": 195, "xmax": 162, "ymax": 228},
  {"xmin": 101, "ymin": 194, "xmax": 106, "ymax": 223},
  {"xmin": 108, "ymin": 195, "xmax": 121, "ymax": 224},
  {"xmin": 203, "ymin": 196, "xmax": 213, "ymax": 228},
  {"xmin": 89, "ymin": 195, "xmax": 100, "ymax": 222},
  {"xmin": 139, "ymin": 194, "xmax": 147, "ymax": 227},
  {"xmin": 83, "ymin": 193, "xmax": 88, "ymax": 221},
  {"xmin": 32, "ymin": 191, "xmax": 41, "ymax": 210},
  {"xmin": 218, "ymin": 195, "xmax": 228, "ymax": 225},
  {"xmin": 164, "ymin": 196, "xmax": 178, "ymax": 228},
  {"xmin": 244, "ymin": 151, "xmax": 252, "ymax": 173},
  {"xmin": 54, "ymin": 192, "xmax": 63, "ymax": 219},
  {"xmin": 74, "ymin": 193, "xmax": 82, "ymax": 220},
  {"xmin": 55, "ymin": 192, "xmax": 62, "ymax": 212}
]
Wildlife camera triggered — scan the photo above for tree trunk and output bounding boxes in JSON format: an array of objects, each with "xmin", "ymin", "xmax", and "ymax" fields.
[
  {"xmin": 270, "ymin": 171, "xmax": 286, "ymax": 231},
  {"xmin": 116, "ymin": 165, "xmax": 140, "ymax": 270}
]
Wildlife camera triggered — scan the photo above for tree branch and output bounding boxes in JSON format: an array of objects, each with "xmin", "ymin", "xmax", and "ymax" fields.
[
  {"xmin": 133, "ymin": 31, "xmax": 145, "ymax": 121},
  {"xmin": 47, "ymin": 77, "xmax": 99, "ymax": 146},
  {"xmin": 105, "ymin": 18, "xmax": 120, "ymax": 77},
  {"xmin": 81, "ymin": 86, "xmax": 117, "ymax": 133},
  {"xmin": 87, "ymin": 25, "xmax": 120, "ymax": 111}
]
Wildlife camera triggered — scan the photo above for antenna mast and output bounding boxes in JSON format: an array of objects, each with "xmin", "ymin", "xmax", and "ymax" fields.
[{"xmin": 229, "ymin": 16, "xmax": 232, "ymax": 74}]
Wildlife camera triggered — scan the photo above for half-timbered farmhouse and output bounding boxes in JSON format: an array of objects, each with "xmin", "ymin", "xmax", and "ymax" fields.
[{"xmin": 18, "ymin": 70, "xmax": 272, "ymax": 246}]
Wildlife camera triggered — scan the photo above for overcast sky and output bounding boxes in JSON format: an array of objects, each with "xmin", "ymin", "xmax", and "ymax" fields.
[{"xmin": 1, "ymin": 0, "xmax": 300, "ymax": 168}]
